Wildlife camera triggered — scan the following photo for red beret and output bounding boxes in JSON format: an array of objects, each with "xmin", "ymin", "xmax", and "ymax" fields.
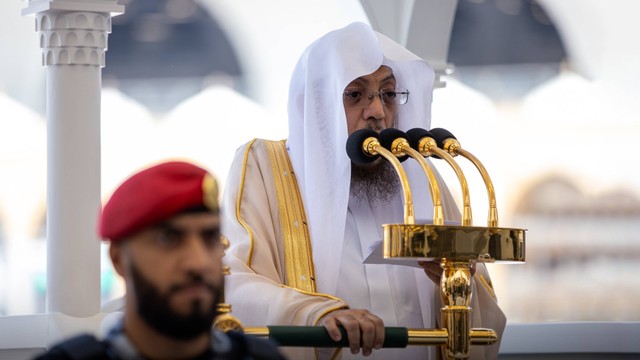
[{"xmin": 99, "ymin": 161, "xmax": 219, "ymax": 242}]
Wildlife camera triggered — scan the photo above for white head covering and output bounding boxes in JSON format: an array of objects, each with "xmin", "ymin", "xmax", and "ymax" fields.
[{"xmin": 287, "ymin": 22, "xmax": 451, "ymax": 294}]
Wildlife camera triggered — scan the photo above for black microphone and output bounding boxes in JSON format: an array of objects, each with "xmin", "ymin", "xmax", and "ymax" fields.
[
  {"xmin": 429, "ymin": 128, "xmax": 458, "ymax": 156},
  {"xmin": 346, "ymin": 128, "xmax": 380, "ymax": 164},
  {"xmin": 345, "ymin": 128, "xmax": 416, "ymax": 224},
  {"xmin": 406, "ymin": 128, "xmax": 443, "ymax": 159},
  {"xmin": 379, "ymin": 128, "xmax": 409, "ymax": 162},
  {"xmin": 405, "ymin": 128, "xmax": 433, "ymax": 150}
]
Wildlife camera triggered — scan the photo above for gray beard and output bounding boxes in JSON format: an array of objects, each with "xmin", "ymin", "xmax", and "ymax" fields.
[{"xmin": 350, "ymin": 158, "xmax": 400, "ymax": 205}]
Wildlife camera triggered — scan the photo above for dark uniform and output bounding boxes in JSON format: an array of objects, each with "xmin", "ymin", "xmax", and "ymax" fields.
[{"xmin": 33, "ymin": 322, "xmax": 285, "ymax": 360}]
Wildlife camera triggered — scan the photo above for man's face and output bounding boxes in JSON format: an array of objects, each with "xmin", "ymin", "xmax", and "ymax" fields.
[
  {"xmin": 111, "ymin": 211, "xmax": 224, "ymax": 340},
  {"xmin": 343, "ymin": 65, "xmax": 398, "ymax": 135}
]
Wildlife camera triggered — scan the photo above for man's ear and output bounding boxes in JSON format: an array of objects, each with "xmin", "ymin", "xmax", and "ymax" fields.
[{"xmin": 109, "ymin": 242, "xmax": 126, "ymax": 277}]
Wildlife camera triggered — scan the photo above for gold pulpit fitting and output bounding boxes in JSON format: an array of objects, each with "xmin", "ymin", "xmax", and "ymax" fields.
[
  {"xmin": 213, "ymin": 236, "xmax": 244, "ymax": 332},
  {"xmin": 383, "ymin": 224, "xmax": 526, "ymax": 359},
  {"xmin": 442, "ymin": 137, "xmax": 499, "ymax": 227},
  {"xmin": 388, "ymin": 137, "xmax": 445, "ymax": 226},
  {"xmin": 416, "ymin": 136, "xmax": 472, "ymax": 226}
]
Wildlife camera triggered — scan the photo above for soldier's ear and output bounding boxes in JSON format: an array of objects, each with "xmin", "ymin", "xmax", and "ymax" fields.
[{"xmin": 109, "ymin": 242, "xmax": 126, "ymax": 277}]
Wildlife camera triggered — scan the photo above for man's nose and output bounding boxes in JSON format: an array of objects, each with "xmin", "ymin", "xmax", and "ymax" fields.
[
  {"xmin": 363, "ymin": 94, "xmax": 385, "ymax": 125},
  {"xmin": 181, "ymin": 237, "xmax": 214, "ymax": 271}
]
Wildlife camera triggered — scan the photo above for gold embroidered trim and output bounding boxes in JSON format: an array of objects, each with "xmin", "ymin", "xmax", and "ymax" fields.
[
  {"xmin": 478, "ymin": 274, "xmax": 496, "ymax": 299},
  {"xmin": 311, "ymin": 304, "xmax": 351, "ymax": 326},
  {"xmin": 237, "ymin": 138, "xmax": 258, "ymax": 266},
  {"xmin": 314, "ymin": 346, "xmax": 343, "ymax": 360},
  {"xmin": 266, "ymin": 140, "xmax": 317, "ymax": 293},
  {"xmin": 279, "ymin": 284, "xmax": 345, "ymax": 303}
]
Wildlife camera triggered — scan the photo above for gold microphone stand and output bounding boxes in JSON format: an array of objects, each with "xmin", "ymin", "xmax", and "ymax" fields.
[
  {"xmin": 383, "ymin": 129, "xmax": 525, "ymax": 359},
  {"xmin": 348, "ymin": 130, "xmax": 525, "ymax": 358},
  {"xmin": 430, "ymin": 127, "xmax": 499, "ymax": 227},
  {"xmin": 384, "ymin": 134, "xmax": 445, "ymax": 225}
]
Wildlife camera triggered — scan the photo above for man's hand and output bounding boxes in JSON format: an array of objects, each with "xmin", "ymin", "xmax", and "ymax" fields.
[
  {"xmin": 418, "ymin": 260, "xmax": 477, "ymax": 285},
  {"xmin": 317, "ymin": 309, "xmax": 384, "ymax": 356},
  {"xmin": 418, "ymin": 260, "xmax": 443, "ymax": 284}
]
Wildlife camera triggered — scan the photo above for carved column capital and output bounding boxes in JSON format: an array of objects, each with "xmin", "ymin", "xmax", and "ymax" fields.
[
  {"xmin": 37, "ymin": 11, "xmax": 111, "ymax": 66},
  {"xmin": 23, "ymin": 0, "xmax": 124, "ymax": 67}
]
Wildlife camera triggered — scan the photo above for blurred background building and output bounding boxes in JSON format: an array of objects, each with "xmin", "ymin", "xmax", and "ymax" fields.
[{"xmin": 1, "ymin": 0, "xmax": 639, "ymax": 332}]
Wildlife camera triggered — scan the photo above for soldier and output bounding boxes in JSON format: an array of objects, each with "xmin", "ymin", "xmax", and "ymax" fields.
[{"xmin": 35, "ymin": 161, "xmax": 286, "ymax": 360}]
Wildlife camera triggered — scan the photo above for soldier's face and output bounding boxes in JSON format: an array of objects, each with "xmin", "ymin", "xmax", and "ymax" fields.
[{"xmin": 111, "ymin": 212, "xmax": 224, "ymax": 339}]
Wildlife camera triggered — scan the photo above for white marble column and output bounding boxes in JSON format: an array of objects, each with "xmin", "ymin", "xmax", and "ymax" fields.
[{"xmin": 22, "ymin": 0, "xmax": 123, "ymax": 324}]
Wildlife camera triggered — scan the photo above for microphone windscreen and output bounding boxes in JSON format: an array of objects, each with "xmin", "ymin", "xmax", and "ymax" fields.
[
  {"xmin": 346, "ymin": 128, "xmax": 380, "ymax": 164},
  {"xmin": 379, "ymin": 128, "xmax": 409, "ymax": 162},
  {"xmin": 406, "ymin": 128, "xmax": 433, "ymax": 149},
  {"xmin": 429, "ymin": 128, "xmax": 456, "ymax": 149}
]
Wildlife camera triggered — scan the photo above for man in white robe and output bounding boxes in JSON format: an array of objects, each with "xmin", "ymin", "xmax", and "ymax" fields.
[{"xmin": 221, "ymin": 22, "xmax": 506, "ymax": 359}]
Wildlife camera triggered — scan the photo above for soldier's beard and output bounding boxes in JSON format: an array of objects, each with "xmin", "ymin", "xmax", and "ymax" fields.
[
  {"xmin": 130, "ymin": 262, "xmax": 222, "ymax": 340},
  {"xmin": 350, "ymin": 158, "xmax": 400, "ymax": 205}
]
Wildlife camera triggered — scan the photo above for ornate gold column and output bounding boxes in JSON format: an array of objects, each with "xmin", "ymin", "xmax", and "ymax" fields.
[{"xmin": 384, "ymin": 224, "xmax": 526, "ymax": 359}]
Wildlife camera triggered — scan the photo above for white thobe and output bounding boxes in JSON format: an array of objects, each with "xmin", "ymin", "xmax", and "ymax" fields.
[{"xmin": 335, "ymin": 194, "xmax": 437, "ymax": 359}]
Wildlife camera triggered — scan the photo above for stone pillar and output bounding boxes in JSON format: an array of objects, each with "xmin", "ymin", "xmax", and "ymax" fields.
[{"xmin": 22, "ymin": 1, "xmax": 123, "ymax": 320}]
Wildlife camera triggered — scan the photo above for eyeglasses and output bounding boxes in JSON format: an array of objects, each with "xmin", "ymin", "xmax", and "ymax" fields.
[{"xmin": 343, "ymin": 87, "xmax": 410, "ymax": 107}]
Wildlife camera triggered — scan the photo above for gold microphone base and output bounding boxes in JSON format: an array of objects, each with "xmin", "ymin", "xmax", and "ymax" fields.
[
  {"xmin": 384, "ymin": 223, "xmax": 526, "ymax": 359},
  {"xmin": 383, "ymin": 224, "xmax": 525, "ymax": 263},
  {"xmin": 213, "ymin": 303, "xmax": 244, "ymax": 332}
]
